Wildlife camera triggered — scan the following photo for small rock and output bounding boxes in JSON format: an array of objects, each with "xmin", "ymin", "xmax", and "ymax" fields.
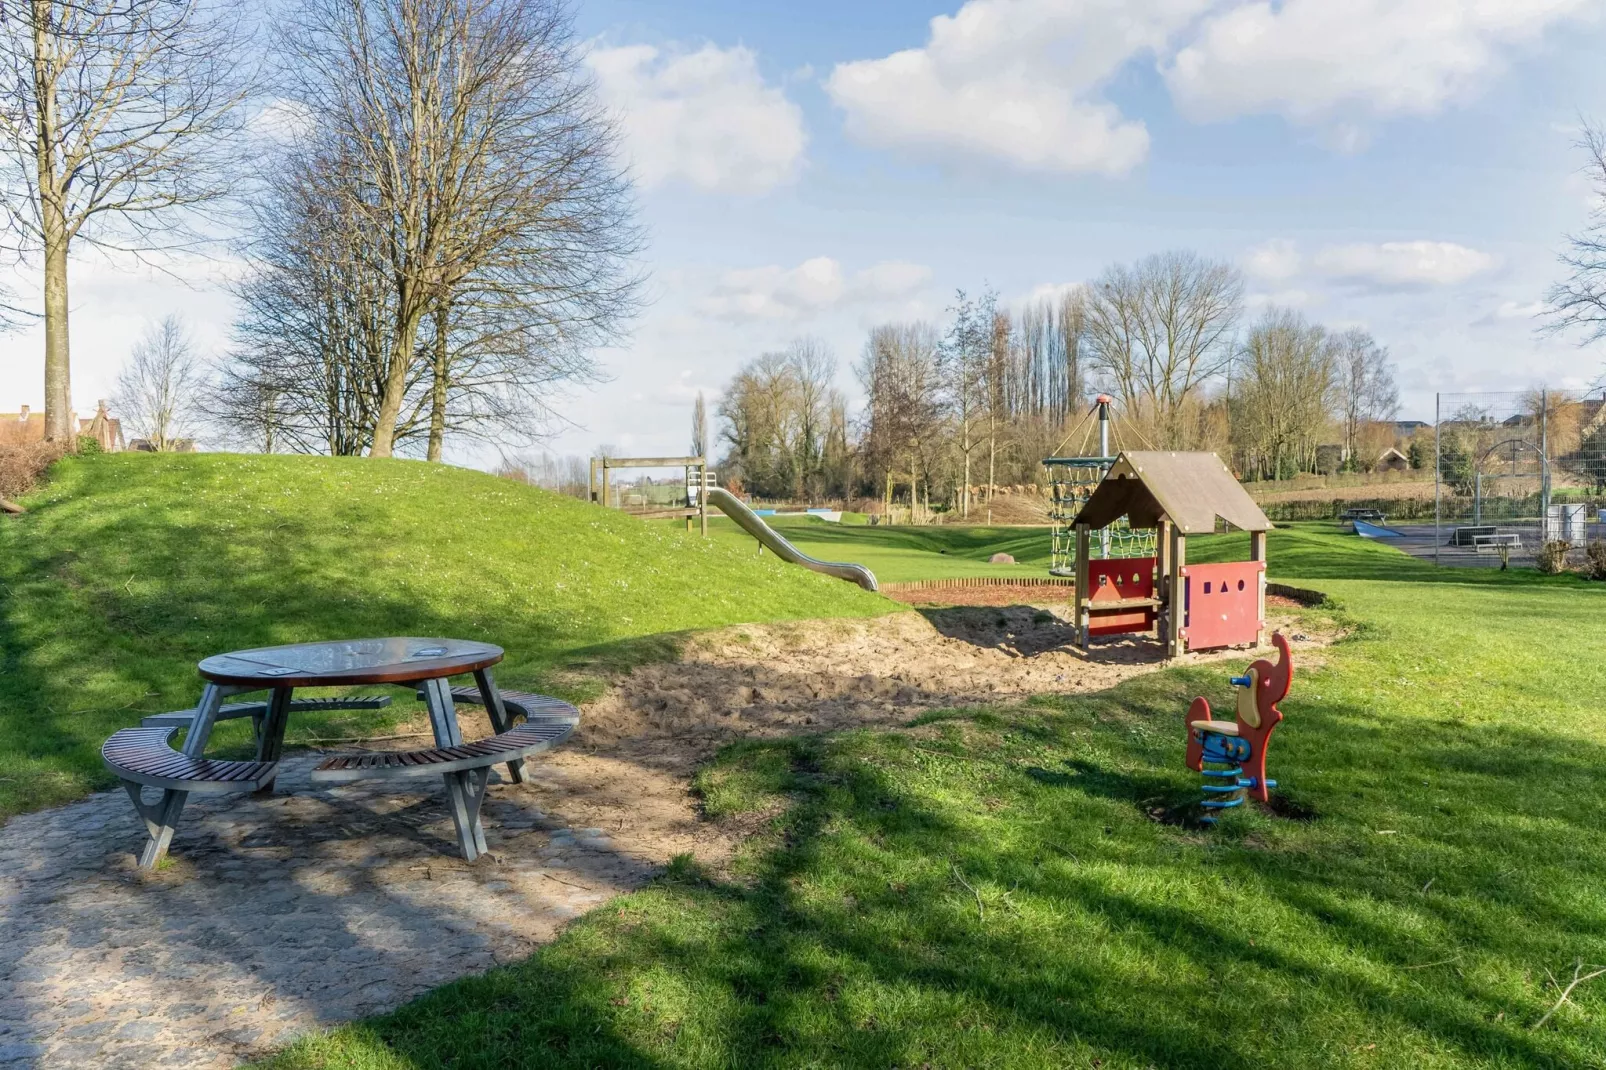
[{"xmin": 989, "ymin": 552, "xmax": 1015, "ymax": 564}]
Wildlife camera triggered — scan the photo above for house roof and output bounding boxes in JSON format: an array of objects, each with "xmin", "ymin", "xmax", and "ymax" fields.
[
  {"xmin": 1379, "ymin": 446, "xmax": 1408, "ymax": 460},
  {"xmin": 1073, "ymin": 451, "xmax": 1272, "ymax": 535}
]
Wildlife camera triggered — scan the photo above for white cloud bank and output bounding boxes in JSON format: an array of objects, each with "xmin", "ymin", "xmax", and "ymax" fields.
[
  {"xmin": 699, "ymin": 257, "xmax": 932, "ymax": 322},
  {"xmin": 1166, "ymin": 0, "xmax": 1598, "ymax": 127},
  {"xmin": 827, "ymin": 0, "xmax": 1597, "ymax": 173},
  {"xmin": 1245, "ymin": 238, "xmax": 1497, "ymax": 288},
  {"xmin": 587, "ymin": 43, "xmax": 806, "ymax": 194}
]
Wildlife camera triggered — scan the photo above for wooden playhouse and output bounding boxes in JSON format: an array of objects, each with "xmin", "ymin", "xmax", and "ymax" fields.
[{"xmin": 1071, "ymin": 451, "xmax": 1272, "ymax": 659}]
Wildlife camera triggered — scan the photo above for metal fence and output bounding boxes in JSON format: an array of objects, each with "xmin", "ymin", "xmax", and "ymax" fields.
[{"xmin": 1426, "ymin": 390, "xmax": 1606, "ymax": 568}]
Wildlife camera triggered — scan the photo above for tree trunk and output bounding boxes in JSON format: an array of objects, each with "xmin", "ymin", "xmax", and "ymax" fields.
[
  {"xmin": 41, "ymin": 229, "xmax": 71, "ymax": 443},
  {"xmin": 426, "ymin": 301, "xmax": 449, "ymax": 462},
  {"xmin": 34, "ymin": 7, "xmax": 71, "ymax": 444},
  {"xmin": 369, "ymin": 299, "xmax": 421, "ymax": 458}
]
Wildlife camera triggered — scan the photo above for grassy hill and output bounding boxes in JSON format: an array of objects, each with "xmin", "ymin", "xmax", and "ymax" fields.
[{"xmin": 0, "ymin": 453, "xmax": 893, "ymax": 819}]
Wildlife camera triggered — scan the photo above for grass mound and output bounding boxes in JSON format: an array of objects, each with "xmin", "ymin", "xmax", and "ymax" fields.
[{"xmin": 0, "ymin": 453, "xmax": 892, "ymax": 818}]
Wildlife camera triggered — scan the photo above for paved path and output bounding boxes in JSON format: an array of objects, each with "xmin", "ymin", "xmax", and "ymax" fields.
[{"xmin": 0, "ymin": 753, "xmax": 671, "ymax": 1068}]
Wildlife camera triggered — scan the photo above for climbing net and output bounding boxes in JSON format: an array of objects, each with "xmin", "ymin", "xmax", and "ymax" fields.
[{"xmin": 1043, "ymin": 403, "xmax": 1157, "ymax": 574}]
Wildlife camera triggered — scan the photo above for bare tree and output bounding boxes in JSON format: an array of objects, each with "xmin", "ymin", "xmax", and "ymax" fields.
[
  {"xmin": 1083, "ymin": 251, "xmax": 1243, "ymax": 446},
  {"xmin": 1230, "ymin": 309, "xmax": 1339, "ymax": 480},
  {"xmin": 275, "ymin": 0, "xmax": 639, "ymax": 459},
  {"xmin": 1546, "ymin": 120, "xmax": 1606, "ymax": 363},
  {"xmin": 691, "ymin": 391, "xmax": 707, "ymax": 458},
  {"xmin": 114, "ymin": 314, "xmax": 205, "ymax": 451},
  {"xmin": 0, "ymin": 0, "xmax": 248, "ymax": 443},
  {"xmin": 940, "ymin": 289, "xmax": 995, "ymax": 517},
  {"xmin": 1335, "ymin": 328, "xmax": 1398, "ymax": 468},
  {"xmin": 857, "ymin": 321, "xmax": 942, "ymax": 518}
]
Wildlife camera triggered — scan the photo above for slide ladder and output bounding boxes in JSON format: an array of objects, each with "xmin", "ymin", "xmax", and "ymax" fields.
[{"xmin": 704, "ymin": 488, "xmax": 879, "ymax": 592}]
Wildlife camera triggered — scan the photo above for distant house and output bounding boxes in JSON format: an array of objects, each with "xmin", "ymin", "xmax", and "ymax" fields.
[
  {"xmin": 1394, "ymin": 420, "xmax": 1429, "ymax": 436},
  {"xmin": 0, "ymin": 401, "xmax": 124, "ymax": 452},
  {"xmin": 1376, "ymin": 447, "xmax": 1410, "ymax": 473},
  {"xmin": 128, "ymin": 437, "xmax": 197, "ymax": 453}
]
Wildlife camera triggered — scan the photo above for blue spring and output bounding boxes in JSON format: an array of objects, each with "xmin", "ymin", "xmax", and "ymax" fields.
[{"xmin": 1195, "ymin": 731, "xmax": 1255, "ymax": 823}]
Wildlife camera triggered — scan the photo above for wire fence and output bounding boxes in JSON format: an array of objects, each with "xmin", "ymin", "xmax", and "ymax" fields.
[{"xmin": 1427, "ymin": 390, "xmax": 1606, "ymax": 569}]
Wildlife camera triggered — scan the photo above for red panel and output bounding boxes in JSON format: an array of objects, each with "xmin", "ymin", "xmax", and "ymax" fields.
[
  {"xmin": 1087, "ymin": 556, "xmax": 1156, "ymax": 636},
  {"xmin": 1181, "ymin": 561, "xmax": 1265, "ymax": 651}
]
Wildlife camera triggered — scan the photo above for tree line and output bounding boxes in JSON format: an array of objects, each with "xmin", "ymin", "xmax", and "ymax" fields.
[{"xmin": 717, "ymin": 251, "xmax": 1405, "ymax": 510}]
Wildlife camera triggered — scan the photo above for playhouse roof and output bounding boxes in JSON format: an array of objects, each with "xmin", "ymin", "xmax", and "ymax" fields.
[{"xmin": 1073, "ymin": 451, "xmax": 1271, "ymax": 535}]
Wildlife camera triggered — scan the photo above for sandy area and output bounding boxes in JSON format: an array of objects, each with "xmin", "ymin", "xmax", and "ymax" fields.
[{"xmin": 370, "ymin": 602, "xmax": 1331, "ymax": 875}]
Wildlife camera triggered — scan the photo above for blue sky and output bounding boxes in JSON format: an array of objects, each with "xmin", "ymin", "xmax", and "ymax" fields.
[{"xmin": 3, "ymin": 0, "xmax": 1605, "ymax": 463}]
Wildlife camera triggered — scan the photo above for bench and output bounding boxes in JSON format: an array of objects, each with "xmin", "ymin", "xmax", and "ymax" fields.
[
  {"xmin": 1340, "ymin": 508, "xmax": 1385, "ymax": 523},
  {"xmin": 309, "ymin": 691, "xmax": 580, "ymax": 861},
  {"xmin": 140, "ymin": 695, "xmax": 391, "ymax": 732},
  {"xmin": 1473, "ymin": 533, "xmax": 1523, "ymax": 554},
  {"xmin": 103, "ymin": 726, "xmax": 280, "ymax": 868}
]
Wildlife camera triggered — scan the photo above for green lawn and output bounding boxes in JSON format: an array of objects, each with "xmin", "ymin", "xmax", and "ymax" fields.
[
  {"xmin": 259, "ymin": 527, "xmax": 1606, "ymax": 1069},
  {"xmin": 703, "ymin": 514, "xmax": 1055, "ymax": 582},
  {"xmin": 0, "ymin": 454, "xmax": 893, "ymax": 819}
]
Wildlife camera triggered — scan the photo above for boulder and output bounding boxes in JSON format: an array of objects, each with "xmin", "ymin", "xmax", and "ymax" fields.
[{"xmin": 989, "ymin": 552, "xmax": 1015, "ymax": 564}]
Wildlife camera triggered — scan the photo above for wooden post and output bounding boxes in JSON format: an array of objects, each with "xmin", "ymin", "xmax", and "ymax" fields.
[
  {"xmin": 1251, "ymin": 529, "xmax": 1267, "ymax": 647},
  {"xmin": 601, "ymin": 460, "xmax": 611, "ymax": 510},
  {"xmin": 685, "ymin": 463, "xmax": 692, "ymax": 532},
  {"xmin": 1167, "ymin": 525, "xmax": 1186, "ymax": 659},
  {"xmin": 588, "ymin": 458, "xmax": 597, "ymax": 503},
  {"xmin": 1154, "ymin": 519, "xmax": 1170, "ymax": 640},
  {"xmin": 1074, "ymin": 522, "xmax": 1091, "ymax": 648},
  {"xmin": 699, "ymin": 462, "xmax": 708, "ymax": 536}
]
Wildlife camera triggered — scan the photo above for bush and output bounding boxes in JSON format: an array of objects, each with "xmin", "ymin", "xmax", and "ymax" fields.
[
  {"xmin": 1536, "ymin": 540, "xmax": 1571, "ymax": 575},
  {"xmin": 76, "ymin": 435, "xmax": 102, "ymax": 455},
  {"xmin": 1585, "ymin": 540, "xmax": 1606, "ymax": 581},
  {"xmin": 0, "ymin": 442, "xmax": 67, "ymax": 500}
]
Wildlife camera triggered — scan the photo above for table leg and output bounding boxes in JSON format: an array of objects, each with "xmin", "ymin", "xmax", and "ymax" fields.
[
  {"xmin": 421, "ymin": 678, "xmax": 487, "ymax": 858},
  {"xmin": 253, "ymin": 686, "xmax": 293, "ymax": 795},
  {"xmin": 473, "ymin": 668, "xmax": 525, "ymax": 784},
  {"xmin": 143, "ymin": 682, "xmax": 236, "ymax": 867}
]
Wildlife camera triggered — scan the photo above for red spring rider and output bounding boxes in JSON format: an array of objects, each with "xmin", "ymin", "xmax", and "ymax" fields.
[{"xmin": 1185, "ymin": 633, "xmax": 1292, "ymax": 821}]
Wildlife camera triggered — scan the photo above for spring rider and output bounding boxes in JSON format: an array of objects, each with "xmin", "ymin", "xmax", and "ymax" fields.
[{"xmin": 1184, "ymin": 632, "xmax": 1292, "ymax": 821}]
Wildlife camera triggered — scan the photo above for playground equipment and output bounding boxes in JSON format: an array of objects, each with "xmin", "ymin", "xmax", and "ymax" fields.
[
  {"xmin": 1072, "ymin": 451, "xmax": 1272, "ymax": 658},
  {"xmin": 588, "ymin": 454, "xmax": 878, "ymax": 591},
  {"xmin": 1043, "ymin": 396, "xmax": 1155, "ymax": 575},
  {"xmin": 704, "ymin": 488, "xmax": 878, "ymax": 592},
  {"xmin": 589, "ymin": 456, "xmax": 710, "ymax": 534},
  {"xmin": 1185, "ymin": 633, "xmax": 1292, "ymax": 821}
]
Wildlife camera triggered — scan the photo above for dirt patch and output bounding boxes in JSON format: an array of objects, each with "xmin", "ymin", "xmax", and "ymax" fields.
[{"xmin": 569, "ymin": 606, "xmax": 1333, "ymax": 777}]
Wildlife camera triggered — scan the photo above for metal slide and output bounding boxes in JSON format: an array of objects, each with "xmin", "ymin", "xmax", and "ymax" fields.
[{"xmin": 704, "ymin": 488, "xmax": 879, "ymax": 592}]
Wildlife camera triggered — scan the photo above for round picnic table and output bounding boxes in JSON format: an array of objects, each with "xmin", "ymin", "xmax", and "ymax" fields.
[{"xmin": 183, "ymin": 637, "xmax": 517, "ymax": 782}]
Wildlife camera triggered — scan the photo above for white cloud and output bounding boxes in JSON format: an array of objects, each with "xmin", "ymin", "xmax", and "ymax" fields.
[
  {"xmin": 1494, "ymin": 299, "xmax": 1546, "ymax": 319},
  {"xmin": 1166, "ymin": 0, "xmax": 1598, "ymax": 130},
  {"xmin": 699, "ymin": 257, "xmax": 932, "ymax": 322},
  {"xmin": 1313, "ymin": 240, "xmax": 1496, "ymax": 287},
  {"xmin": 1243, "ymin": 238, "xmax": 1303, "ymax": 283},
  {"xmin": 1246, "ymin": 288, "xmax": 1314, "ymax": 310},
  {"xmin": 825, "ymin": 0, "xmax": 1211, "ymax": 176},
  {"xmin": 587, "ymin": 43, "xmax": 806, "ymax": 194}
]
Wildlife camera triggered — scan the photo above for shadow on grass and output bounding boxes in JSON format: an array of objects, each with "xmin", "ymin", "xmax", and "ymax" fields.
[{"xmin": 251, "ymin": 668, "xmax": 1606, "ymax": 1069}]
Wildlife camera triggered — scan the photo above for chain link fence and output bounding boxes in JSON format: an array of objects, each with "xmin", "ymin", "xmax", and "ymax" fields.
[{"xmin": 1423, "ymin": 390, "xmax": 1606, "ymax": 568}]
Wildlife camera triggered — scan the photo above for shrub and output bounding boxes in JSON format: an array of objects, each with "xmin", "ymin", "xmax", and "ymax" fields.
[
  {"xmin": 0, "ymin": 442, "xmax": 67, "ymax": 501},
  {"xmin": 76, "ymin": 435, "xmax": 103, "ymax": 455},
  {"xmin": 1585, "ymin": 540, "xmax": 1606, "ymax": 581},
  {"xmin": 1536, "ymin": 540, "xmax": 1571, "ymax": 574}
]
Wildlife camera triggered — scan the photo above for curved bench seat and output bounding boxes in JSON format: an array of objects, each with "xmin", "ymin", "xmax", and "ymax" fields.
[{"xmin": 308, "ymin": 717, "xmax": 575, "ymax": 784}]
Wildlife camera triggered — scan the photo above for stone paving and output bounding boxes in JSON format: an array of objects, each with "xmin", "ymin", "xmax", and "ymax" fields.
[{"xmin": 0, "ymin": 750, "xmax": 702, "ymax": 1069}]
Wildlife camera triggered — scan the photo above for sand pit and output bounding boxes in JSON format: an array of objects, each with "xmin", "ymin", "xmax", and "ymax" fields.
[{"xmin": 569, "ymin": 603, "xmax": 1331, "ymax": 775}]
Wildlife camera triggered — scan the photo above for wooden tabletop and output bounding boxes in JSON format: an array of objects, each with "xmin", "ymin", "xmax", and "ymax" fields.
[{"xmin": 198, "ymin": 637, "xmax": 504, "ymax": 687}]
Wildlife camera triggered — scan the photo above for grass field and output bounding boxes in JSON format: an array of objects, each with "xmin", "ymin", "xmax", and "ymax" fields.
[
  {"xmin": 256, "ymin": 524, "xmax": 1606, "ymax": 1068},
  {"xmin": 0, "ymin": 454, "xmax": 893, "ymax": 819}
]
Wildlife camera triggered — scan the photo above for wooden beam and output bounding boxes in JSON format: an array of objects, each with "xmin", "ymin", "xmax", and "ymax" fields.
[
  {"xmin": 1167, "ymin": 525, "xmax": 1186, "ymax": 659},
  {"xmin": 1074, "ymin": 522, "xmax": 1091, "ymax": 649},
  {"xmin": 1251, "ymin": 529, "xmax": 1267, "ymax": 647},
  {"xmin": 600, "ymin": 456, "xmax": 705, "ymax": 469}
]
